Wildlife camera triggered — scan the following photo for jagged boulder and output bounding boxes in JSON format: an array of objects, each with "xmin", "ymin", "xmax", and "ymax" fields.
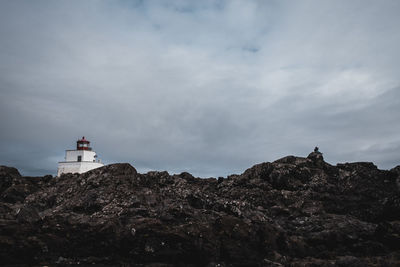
[
  {"xmin": 0, "ymin": 165, "xmax": 21, "ymax": 194},
  {"xmin": 0, "ymin": 153, "xmax": 400, "ymax": 266},
  {"xmin": 0, "ymin": 166, "xmax": 51, "ymax": 203}
]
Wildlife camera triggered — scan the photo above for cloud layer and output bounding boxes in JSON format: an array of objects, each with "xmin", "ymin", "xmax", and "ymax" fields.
[{"xmin": 1, "ymin": 0, "xmax": 400, "ymax": 176}]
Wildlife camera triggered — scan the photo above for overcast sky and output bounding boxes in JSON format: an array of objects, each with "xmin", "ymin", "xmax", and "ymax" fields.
[{"xmin": 1, "ymin": 0, "xmax": 400, "ymax": 177}]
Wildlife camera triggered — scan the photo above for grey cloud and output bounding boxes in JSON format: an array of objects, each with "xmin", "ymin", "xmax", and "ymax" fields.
[{"xmin": 1, "ymin": 1, "xmax": 400, "ymax": 177}]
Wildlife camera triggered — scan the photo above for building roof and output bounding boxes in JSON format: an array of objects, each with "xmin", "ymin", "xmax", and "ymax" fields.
[{"xmin": 77, "ymin": 136, "xmax": 90, "ymax": 143}]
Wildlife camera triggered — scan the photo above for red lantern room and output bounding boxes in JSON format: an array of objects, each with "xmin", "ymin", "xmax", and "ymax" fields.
[{"xmin": 77, "ymin": 136, "xmax": 92, "ymax": 151}]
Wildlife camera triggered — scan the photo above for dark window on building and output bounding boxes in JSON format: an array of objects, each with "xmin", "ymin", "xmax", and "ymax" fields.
[{"xmin": 77, "ymin": 155, "xmax": 82, "ymax": 162}]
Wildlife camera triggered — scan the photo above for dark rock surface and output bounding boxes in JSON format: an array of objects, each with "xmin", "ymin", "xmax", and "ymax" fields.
[{"xmin": 0, "ymin": 154, "xmax": 399, "ymax": 266}]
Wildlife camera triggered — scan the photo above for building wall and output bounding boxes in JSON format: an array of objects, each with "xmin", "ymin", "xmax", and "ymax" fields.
[
  {"xmin": 57, "ymin": 161, "xmax": 104, "ymax": 176},
  {"xmin": 65, "ymin": 150, "xmax": 98, "ymax": 162}
]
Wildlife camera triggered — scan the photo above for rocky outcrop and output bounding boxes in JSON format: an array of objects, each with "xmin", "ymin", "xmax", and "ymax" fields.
[{"xmin": 0, "ymin": 154, "xmax": 399, "ymax": 266}]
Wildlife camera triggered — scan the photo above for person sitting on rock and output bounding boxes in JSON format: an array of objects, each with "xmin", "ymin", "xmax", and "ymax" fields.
[{"xmin": 314, "ymin": 146, "xmax": 319, "ymax": 153}]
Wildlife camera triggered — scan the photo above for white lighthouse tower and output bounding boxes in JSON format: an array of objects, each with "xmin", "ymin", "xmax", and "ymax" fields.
[{"xmin": 57, "ymin": 137, "xmax": 104, "ymax": 176}]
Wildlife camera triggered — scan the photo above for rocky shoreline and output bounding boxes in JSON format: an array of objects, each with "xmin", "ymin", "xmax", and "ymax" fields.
[{"xmin": 1, "ymin": 152, "xmax": 399, "ymax": 266}]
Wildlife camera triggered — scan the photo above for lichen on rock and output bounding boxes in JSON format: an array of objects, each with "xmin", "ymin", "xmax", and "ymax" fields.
[{"xmin": 0, "ymin": 152, "xmax": 399, "ymax": 266}]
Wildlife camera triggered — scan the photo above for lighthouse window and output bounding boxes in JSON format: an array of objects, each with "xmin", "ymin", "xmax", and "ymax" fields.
[{"xmin": 77, "ymin": 155, "xmax": 82, "ymax": 162}]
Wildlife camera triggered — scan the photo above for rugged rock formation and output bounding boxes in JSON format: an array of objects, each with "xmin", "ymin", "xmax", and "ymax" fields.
[{"xmin": 0, "ymin": 153, "xmax": 399, "ymax": 266}]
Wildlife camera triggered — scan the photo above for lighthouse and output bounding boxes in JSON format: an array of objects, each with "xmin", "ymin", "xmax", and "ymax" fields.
[{"xmin": 57, "ymin": 137, "xmax": 104, "ymax": 176}]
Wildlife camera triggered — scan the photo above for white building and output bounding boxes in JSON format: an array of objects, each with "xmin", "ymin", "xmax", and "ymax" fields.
[{"xmin": 57, "ymin": 136, "xmax": 104, "ymax": 176}]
